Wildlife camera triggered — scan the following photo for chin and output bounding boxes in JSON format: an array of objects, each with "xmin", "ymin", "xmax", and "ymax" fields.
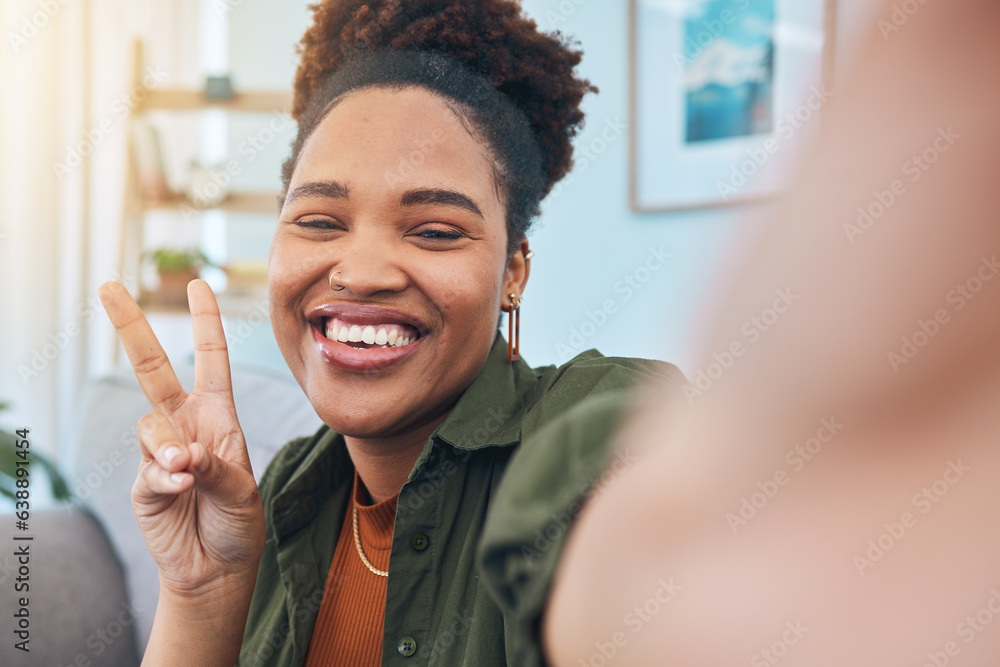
[{"xmin": 305, "ymin": 386, "xmax": 410, "ymax": 439}]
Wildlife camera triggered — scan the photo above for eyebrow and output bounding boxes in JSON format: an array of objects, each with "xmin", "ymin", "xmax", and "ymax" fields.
[
  {"xmin": 284, "ymin": 180, "xmax": 350, "ymax": 205},
  {"xmin": 285, "ymin": 180, "xmax": 484, "ymax": 219},
  {"xmin": 400, "ymin": 188, "xmax": 483, "ymax": 219}
]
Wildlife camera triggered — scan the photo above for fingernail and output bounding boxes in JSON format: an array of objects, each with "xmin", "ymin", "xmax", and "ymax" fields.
[
  {"xmin": 163, "ymin": 446, "xmax": 180, "ymax": 464},
  {"xmin": 170, "ymin": 473, "xmax": 186, "ymax": 485}
]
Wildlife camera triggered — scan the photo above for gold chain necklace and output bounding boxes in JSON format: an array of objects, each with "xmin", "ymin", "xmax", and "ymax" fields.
[{"xmin": 352, "ymin": 503, "xmax": 389, "ymax": 577}]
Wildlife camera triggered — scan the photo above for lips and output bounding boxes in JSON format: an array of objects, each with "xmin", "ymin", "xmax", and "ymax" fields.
[{"xmin": 306, "ymin": 301, "xmax": 427, "ymax": 371}]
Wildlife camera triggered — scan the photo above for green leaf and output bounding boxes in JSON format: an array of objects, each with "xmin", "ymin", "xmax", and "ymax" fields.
[{"xmin": 0, "ymin": 429, "xmax": 74, "ymax": 502}]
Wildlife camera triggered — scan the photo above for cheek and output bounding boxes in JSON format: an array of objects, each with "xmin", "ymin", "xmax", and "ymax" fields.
[
  {"xmin": 424, "ymin": 257, "xmax": 503, "ymax": 329},
  {"xmin": 267, "ymin": 241, "xmax": 296, "ymax": 309},
  {"xmin": 269, "ymin": 232, "xmax": 326, "ymax": 284},
  {"xmin": 267, "ymin": 236, "xmax": 321, "ymax": 330}
]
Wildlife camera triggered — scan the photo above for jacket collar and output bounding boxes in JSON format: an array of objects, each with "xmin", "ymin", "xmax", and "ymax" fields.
[{"xmin": 430, "ymin": 331, "xmax": 543, "ymax": 451}]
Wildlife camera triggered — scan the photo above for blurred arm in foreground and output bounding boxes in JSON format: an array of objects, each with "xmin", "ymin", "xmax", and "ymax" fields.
[{"xmin": 545, "ymin": 0, "xmax": 1000, "ymax": 664}]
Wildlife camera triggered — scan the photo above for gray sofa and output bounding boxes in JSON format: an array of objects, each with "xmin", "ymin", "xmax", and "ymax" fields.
[{"xmin": 0, "ymin": 364, "xmax": 322, "ymax": 667}]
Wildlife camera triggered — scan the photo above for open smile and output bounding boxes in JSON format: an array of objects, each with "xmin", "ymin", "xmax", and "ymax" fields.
[{"xmin": 306, "ymin": 302, "xmax": 427, "ymax": 371}]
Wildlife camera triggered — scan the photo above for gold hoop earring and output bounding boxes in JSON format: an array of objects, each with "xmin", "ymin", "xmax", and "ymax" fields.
[
  {"xmin": 508, "ymin": 293, "xmax": 521, "ymax": 362},
  {"xmin": 329, "ymin": 270, "xmax": 346, "ymax": 292}
]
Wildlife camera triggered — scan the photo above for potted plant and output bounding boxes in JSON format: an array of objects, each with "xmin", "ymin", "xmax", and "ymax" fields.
[
  {"xmin": 148, "ymin": 248, "xmax": 216, "ymax": 307},
  {"xmin": 0, "ymin": 401, "xmax": 72, "ymax": 507}
]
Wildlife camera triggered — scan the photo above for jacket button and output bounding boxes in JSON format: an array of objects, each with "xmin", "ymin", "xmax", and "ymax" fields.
[
  {"xmin": 397, "ymin": 636, "xmax": 417, "ymax": 657},
  {"xmin": 410, "ymin": 533, "xmax": 429, "ymax": 551}
]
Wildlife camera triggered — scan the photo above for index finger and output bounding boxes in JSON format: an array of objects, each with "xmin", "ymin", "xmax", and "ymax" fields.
[{"xmin": 98, "ymin": 281, "xmax": 187, "ymax": 413}]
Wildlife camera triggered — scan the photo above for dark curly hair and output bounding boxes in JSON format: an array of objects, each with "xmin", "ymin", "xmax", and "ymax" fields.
[{"xmin": 283, "ymin": 0, "xmax": 596, "ymax": 254}]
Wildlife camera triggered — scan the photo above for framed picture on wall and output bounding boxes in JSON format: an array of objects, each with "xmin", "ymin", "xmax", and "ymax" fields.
[{"xmin": 629, "ymin": 0, "xmax": 837, "ymax": 212}]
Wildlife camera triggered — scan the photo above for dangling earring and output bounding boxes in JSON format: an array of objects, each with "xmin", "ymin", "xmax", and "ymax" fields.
[
  {"xmin": 508, "ymin": 293, "xmax": 521, "ymax": 362},
  {"xmin": 507, "ymin": 250, "xmax": 532, "ymax": 362}
]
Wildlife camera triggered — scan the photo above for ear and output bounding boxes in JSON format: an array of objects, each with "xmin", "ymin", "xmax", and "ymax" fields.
[{"xmin": 502, "ymin": 239, "xmax": 532, "ymax": 312}]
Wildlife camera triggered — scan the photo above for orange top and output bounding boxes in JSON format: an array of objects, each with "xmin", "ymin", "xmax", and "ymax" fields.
[{"xmin": 304, "ymin": 472, "xmax": 398, "ymax": 667}]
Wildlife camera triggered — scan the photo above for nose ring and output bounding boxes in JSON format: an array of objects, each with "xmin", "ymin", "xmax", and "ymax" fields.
[{"xmin": 329, "ymin": 270, "xmax": 346, "ymax": 292}]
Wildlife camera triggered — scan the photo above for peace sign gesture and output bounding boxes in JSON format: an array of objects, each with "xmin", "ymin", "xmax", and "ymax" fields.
[{"xmin": 98, "ymin": 279, "xmax": 265, "ymax": 603}]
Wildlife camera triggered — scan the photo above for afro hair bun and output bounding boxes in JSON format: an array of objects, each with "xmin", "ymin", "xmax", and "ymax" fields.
[{"xmin": 292, "ymin": 0, "xmax": 597, "ymax": 199}]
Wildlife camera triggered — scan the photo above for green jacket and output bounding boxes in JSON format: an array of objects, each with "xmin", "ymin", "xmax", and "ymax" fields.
[{"xmin": 239, "ymin": 333, "xmax": 685, "ymax": 666}]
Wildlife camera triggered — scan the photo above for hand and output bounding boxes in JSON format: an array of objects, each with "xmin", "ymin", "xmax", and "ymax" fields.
[{"xmin": 99, "ymin": 280, "xmax": 265, "ymax": 598}]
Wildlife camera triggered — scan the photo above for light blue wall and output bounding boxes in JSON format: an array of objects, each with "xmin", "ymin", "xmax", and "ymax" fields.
[{"xmin": 516, "ymin": 0, "xmax": 767, "ymax": 373}]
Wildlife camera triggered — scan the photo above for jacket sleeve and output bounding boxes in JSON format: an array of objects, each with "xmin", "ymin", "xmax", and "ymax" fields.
[
  {"xmin": 476, "ymin": 389, "xmax": 639, "ymax": 667},
  {"xmin": 477, "ymin": 355, "xmax": 687, "ymax": 666}
]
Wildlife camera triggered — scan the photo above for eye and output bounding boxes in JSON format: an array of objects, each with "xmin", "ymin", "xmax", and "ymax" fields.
[
  {"xmin": 417, "ymin": 228, "xmax": 463, "ymax": 239},
  {"xmin": 413, "ymin": 224, "xmax": 465, "ymax": 240},
  {"xmin": 294, "ymin": 217, "xmax": 341, "ymax": 230}
]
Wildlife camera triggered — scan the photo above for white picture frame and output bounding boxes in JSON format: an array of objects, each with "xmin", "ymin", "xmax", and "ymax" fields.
[{"xmin": 629, "ymin": 0, "xmax": 837, "ymax": 212}]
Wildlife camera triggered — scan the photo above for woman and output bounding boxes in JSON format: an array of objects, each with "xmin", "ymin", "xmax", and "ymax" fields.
[{"xmin": 99, "ymin": 1, "xmax": 685, "ymax": 665}]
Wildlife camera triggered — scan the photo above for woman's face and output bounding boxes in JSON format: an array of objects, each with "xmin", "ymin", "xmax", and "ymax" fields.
[{"xmin": 269, "ymin": 86, "xmax": 527, "ymax": 438}]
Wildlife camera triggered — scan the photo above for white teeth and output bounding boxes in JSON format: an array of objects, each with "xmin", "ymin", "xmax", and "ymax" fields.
[{"xmin": 325, "ymin": 318, "xmax": 418, "ymax": 348}]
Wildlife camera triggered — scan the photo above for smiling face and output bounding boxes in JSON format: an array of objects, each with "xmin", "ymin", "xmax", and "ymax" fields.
[{"xmin": 269, "ymin": 86, "xmax": 528, "ymax": 439}]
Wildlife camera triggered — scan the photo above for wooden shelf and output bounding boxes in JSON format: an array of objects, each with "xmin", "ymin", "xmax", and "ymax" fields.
[
  {"xmin": 138, "ymin": 89, "xmax": 293, "ymax": 114},
  {"xmin": 113, "ymin": 40, "xmax": 286, "ymax": 366},
  {"xmin": 142, "ymin": 192, "xmax": 282, "ymax": 215},
  {"xmin": 139, "ymin": 287, "xmax": 269, "ymax": 318}
]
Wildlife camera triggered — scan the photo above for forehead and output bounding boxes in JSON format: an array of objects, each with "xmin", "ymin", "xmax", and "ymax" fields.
[{"xmin": 290, "ymin": 86, "xmax": 502, "ymax": 211}]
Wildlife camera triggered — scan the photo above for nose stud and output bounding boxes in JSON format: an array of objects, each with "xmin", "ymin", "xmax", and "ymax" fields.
[{"xmin": 329, "ymin": 270, "xmax": 346, "ymax": 292}]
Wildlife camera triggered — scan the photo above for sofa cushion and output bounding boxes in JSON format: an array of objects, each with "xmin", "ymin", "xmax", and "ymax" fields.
[{"xmin": 0, "ymin": 506, "xmax": 141, "ymax": 667}]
